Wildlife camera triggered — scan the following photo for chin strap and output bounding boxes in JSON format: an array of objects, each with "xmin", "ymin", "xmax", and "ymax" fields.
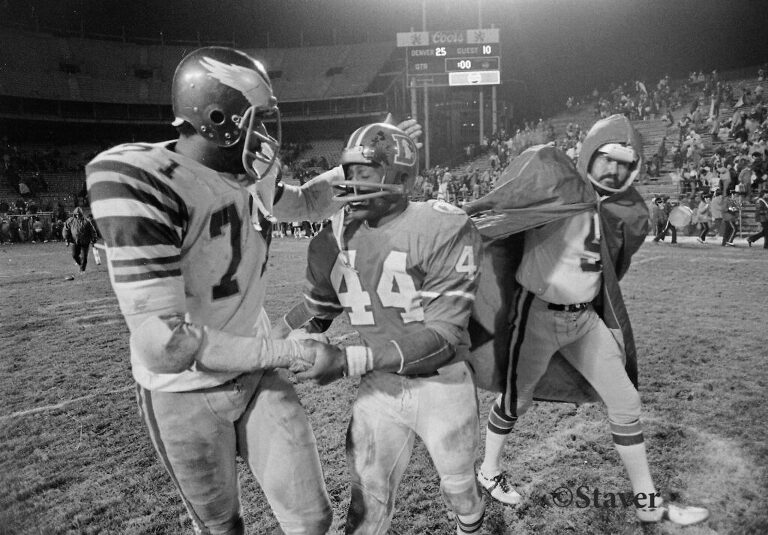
[{"xmin": 247, "ymin": 178, "xmax": 279, "ymax": 228}]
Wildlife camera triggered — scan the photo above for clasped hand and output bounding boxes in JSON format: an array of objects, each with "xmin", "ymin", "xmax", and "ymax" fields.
[{"xmin": 293, "ymin": 338, "xmax": 345, "ymax": 385}]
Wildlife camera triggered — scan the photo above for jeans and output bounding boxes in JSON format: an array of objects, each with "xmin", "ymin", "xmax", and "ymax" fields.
[
  {"xmin": 653, "ymin": 222, "xmax": 677, "ymax": 243},
  {"xmin": 698, "ymin": 222, "xmax": 710, "ymax": 241},
  {"xmin": 721, "ymin": 220, "xmax": 737, "ymax": 245}
]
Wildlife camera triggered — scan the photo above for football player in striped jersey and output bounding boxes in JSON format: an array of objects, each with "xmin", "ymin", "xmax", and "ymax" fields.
[
  {"xmin": 86, "ymin": 47, "xmax": 422, "ymax": 535},
  {"xmin": 279, "ymin": 121, "xmax": 486, "ymax": 535}
]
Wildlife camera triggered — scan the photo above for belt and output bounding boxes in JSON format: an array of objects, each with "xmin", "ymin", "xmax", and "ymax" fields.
[{"xmin": 547, "ymin": 302, "xmax": 590, "ymax": 312}]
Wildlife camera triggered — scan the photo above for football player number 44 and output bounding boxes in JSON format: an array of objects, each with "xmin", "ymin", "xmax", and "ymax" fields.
[{"xmin": 331, "ymin": 247, "xmax": 475, "ymax": 326}]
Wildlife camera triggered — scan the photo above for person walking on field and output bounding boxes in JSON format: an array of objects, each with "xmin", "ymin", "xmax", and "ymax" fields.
[
  {"xmin": 747, "ymin": 190, "xmax": 768, "ymax": 248},
  {"xmin": 696, "ymin": 193, "xmax": 713, "ymax": 243},
  {"xmin": 63, "ymin": 207, "xmax": 98, "ymax": 272},
  {"xmin": 721, "ymin": 191, "xmax": 739, "ymax": 246}
]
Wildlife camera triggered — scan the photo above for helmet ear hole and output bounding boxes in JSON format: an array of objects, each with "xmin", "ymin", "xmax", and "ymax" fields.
[{"xmin": 209, "ymin": 110, "xmax": 226, "ymax": 125}]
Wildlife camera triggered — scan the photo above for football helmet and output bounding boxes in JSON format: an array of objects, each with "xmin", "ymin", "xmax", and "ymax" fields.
[
  {"xmin": 335, "ymin": 121, "xmax": 419, "ymax": 202},
  {"xmin": 171, "ymin": 46, "xmax": 281, "ymax": 182}
]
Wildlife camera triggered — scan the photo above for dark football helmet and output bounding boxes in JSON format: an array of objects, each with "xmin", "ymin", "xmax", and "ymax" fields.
[
  {"xmin": 334, "ymin": 121, "xmax": 419, "ymax": 203},
  {"xmin": 171, "ymin": 46, "xmax": 281, "ymax": 182}
]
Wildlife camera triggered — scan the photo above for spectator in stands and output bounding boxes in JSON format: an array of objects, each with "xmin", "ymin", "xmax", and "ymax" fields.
[
  {"xmin": 680, "ymin": 168, "xmax": 693, "ymax": 194},
  {"xmin": 31, "ymin": 216, "xmax": 45, "ymax": 243},
  {"xmin": 422, "ymin": 176, "xmax": 434, "ymax": 199},
  {"xmin": 51, "ymin": 219, "xmax": 64, "ymax": 242},
  {"xmin": 437, "ymin": 174, "xmax": 450, "ymax": 202},
  {"xmin": 738, "ymin": 158, "xmax": 754, "ymax": 197},
  {"xmin": 719, "ymin": 162, "xmax": 734, "ymax": 195},
  {"xmin": 63, "ymin": 207, "xmax": 98, "ymax": 272},
  {"xmin": 8, "ymin": 216, "xmax": 21, "ymax": 243},
  {"xmin": 54, "ymin": 201, "xmax": 67, "ymax": 222},
  {"xmin": 751, "ymin": 152, "xmax": 766, "ymax": 197},
  {"xmin": 291, "ymin": 221, "xmax": 304, "ymax": 239},
  {"xmin": 747, "ymin": 190, "xmax": 768, "ymax": 248}
]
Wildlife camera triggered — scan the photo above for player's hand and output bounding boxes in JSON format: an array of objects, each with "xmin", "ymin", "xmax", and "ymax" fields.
[
  {"xmin": 397, "ymin": 118, "xmax": 424, "ymax": 149},
  {"xmin": 287, "ymin": 329, "xmax": 329, "ymax": 344},
  {"xmin": 271, "ymin": 316, "xmax": 292, "ymax": 339},
  {"xmin": 295, "ymin": 339, "xmax": 345, "ymax": 385}
]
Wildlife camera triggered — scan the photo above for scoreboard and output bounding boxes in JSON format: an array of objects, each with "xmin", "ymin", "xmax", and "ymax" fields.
[{"xmin": 397, "ymin": 29, "xmax": 500, "ymax": 87}]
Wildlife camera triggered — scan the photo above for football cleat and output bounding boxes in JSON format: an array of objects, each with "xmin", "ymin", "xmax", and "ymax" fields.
[
  {"xmin": 637, "ymin": 502, "xmax": 709, "ymax": 526},
  {"xmin": 476, "ymin": 470, "xmax": 522, "ymax": 506}
]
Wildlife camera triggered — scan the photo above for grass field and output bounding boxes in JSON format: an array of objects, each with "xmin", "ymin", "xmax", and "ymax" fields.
[{"xmin": 1, "ymin": 235, "xmax": 767, "ymax": 535}]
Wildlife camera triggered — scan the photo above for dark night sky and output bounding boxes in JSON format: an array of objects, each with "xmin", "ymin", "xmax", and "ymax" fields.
[{"xmin": 5, "ymin": 0, "xmax": 768, "ymax": 118}]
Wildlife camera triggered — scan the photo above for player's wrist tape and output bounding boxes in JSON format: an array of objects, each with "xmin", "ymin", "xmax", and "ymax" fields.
[
  {"xmin": 345, "ymin": 346, "xmax": 373, "ymax": 377},
  {"xmin": 271, "ymin": 338, "xmax": 303, "ymax": 364}
]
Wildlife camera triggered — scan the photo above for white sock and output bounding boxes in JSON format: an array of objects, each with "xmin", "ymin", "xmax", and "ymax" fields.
[
  {"xmin": 615, "ymin": 442, "xmax": 658, "ymax": 500},
  {"xmin": 480, "ymin": 429, "xmax": 508, "ymax": 477}
]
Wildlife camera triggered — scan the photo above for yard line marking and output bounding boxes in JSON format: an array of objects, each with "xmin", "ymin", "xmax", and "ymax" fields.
[
  {"xmin": 631, "ymin": 256, "xmax": 663, "ymax": 266},
  {"xmin": 0, "ymin": 385, "xmax": 134, "ymax": 422}
]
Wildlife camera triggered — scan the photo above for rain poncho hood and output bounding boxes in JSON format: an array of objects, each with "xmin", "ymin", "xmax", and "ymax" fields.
[{"xmin": 578, "ymin": 114, "xmax": 644, "ymax": 195}]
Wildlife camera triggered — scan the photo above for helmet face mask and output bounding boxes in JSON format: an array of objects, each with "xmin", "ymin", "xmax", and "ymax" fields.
[
  {"xmin": 342, "ymin": 163, "xmax": 407, "ymax": 223},
  {"xmin": 335, "ymin": 122, "xmax": 418, "ymax": 208},
  {"xmin": 171, "ymin": 46, "xmax": 281, "ymax": 182},
  {"xmin": 240, "ymin": 106, "xmax": 281, "ymax": 182}
]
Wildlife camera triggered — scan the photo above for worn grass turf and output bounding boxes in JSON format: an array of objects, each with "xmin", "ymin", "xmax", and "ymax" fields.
[{"xmin": 1, "ymin": 236, "xmax": 766, "ymax": 534}]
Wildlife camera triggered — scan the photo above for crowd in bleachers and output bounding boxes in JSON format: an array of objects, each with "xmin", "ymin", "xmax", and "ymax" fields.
[
  {"xmin": 669, "ymin": 75, "xmax": 767, "ymax": 200},
  {"xmin": 5, "ymin": 61, "xmax": 768, "ymax": 247},
  {"xmin": 0, "ymin": 197, "xmax": 71, "ymax": 244}
]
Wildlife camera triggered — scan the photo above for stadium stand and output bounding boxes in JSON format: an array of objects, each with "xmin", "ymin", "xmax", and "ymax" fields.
[{"xmin": 2, "ymin": 24, "xmax": 765, "ymax": 240}]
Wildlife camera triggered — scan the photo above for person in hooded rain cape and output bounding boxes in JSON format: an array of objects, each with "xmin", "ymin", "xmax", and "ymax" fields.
[{"xmin": 464, "ymin": 114, "xmax": 709, "ymax": 527}]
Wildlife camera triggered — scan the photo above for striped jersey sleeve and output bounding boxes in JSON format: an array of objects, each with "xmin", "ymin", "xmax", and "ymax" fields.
[
  {"xmin": 303, "ymin": 226, "xmax": 345, "ymax": 321},
  {"xmin": 420, "ymin": 210, "xmax": 483, "ymax": 334},
  {"xmin": 86, "ymin": 143, "xmax": 188, "ymax": 317}
]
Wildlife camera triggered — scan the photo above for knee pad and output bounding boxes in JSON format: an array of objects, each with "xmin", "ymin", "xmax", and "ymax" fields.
[{"xmin": 440, "ymin": 473, "xmax": 483, "ymax": 515}]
